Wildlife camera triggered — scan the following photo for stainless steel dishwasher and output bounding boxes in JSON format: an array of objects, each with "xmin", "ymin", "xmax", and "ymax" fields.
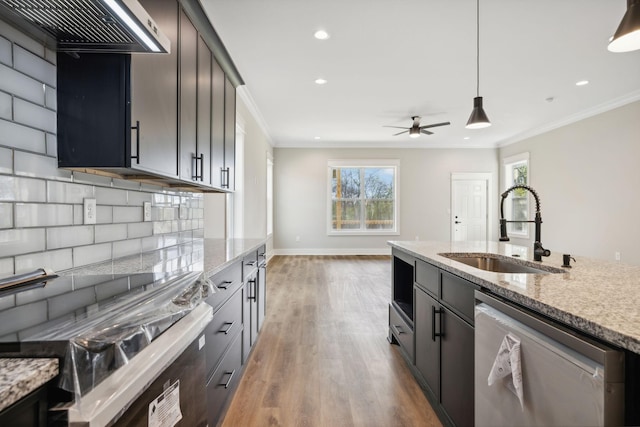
[{"xmin": 475, "ymin": 291, "xmax": 625, "ymax": 427}]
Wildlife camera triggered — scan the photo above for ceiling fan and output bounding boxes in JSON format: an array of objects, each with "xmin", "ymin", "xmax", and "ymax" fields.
[{"xmin": 384, "ymin": 116, "xmax": 451, "ymax": 138}]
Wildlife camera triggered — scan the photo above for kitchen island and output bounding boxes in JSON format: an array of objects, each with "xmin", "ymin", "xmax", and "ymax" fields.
[{"xmin": 388, "ymin": 240, "xmax": 640, "ymax": 426}]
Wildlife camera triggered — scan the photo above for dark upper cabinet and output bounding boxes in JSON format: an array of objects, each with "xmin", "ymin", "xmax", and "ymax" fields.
[
  {"xmin": 56, "ymin": 0, "xmax": 238, "ymax": 192},
  {"xmin": 223, "ymin": 77, "xmax": 236, "ymax": 190},
  {"xmin": 197, "ymin": 36, "xmax": 212, "ymax": 185},
  {"xmin": 179, "ymin": 9, "xmax": 198, "ymax": 182},
  {"xmin": 211, "ymin": 58, "xmax": 225, "ymax": 188}
]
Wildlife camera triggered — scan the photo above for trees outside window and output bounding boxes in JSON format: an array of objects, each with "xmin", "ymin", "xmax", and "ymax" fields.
[{"xmin": 328, "ymin": 160, "xmax": 398, "ymax": 235}]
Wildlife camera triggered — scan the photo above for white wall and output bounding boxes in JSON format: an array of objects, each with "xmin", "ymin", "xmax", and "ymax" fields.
[
  {"xmin": 273, "ymin": 147, "xmax": 498, "ymax": 254},
  {"xmin": 499, "ymin": 100, "xmax": 640, "ymax": 265}
]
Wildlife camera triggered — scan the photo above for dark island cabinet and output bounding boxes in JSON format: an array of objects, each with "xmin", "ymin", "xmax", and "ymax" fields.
[
  {"xmin": 390, "ymin": 254, "xmax": 477, "ymax": 427},
  {"xmin": 0, "ymin": 385, "xmax": 48, "ymax": 427},
  {"xmin": 56, "ymin": 0, "xmax": 237, "ymax": 192}
]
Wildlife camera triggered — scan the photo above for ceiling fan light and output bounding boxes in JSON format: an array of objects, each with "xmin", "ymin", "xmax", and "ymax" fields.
[
  {"xmin": 409, "ymin": 128, "xmax": 421, "ymax": 138},
  {"xmin": 466, "ymin": 96, "xmax": 491, "ymax": 129},
  {"xmin": 608, "ymin": 0, "xmax": 640, "ymax": 52}
]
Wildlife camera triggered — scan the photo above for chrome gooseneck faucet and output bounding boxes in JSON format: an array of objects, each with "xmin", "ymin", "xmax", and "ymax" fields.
[{"xmin": 499, "ymin": 185, "xmax": 551, "ymax": 262}]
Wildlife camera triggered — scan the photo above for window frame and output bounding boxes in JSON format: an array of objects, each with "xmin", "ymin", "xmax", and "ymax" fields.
[
  {"xmin": 327, "ymin": 159, "xmax": 400, "ymax": 236},
  {"xmin": 503, "ymin": 152, "xmax": 530, "ymax": 239}
]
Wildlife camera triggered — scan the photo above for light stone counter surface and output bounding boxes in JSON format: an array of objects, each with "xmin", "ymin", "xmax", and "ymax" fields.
[
  {"xmin": 388, "ymin": 240, "xmax": 640, "ymax": 354},
  {"xmin": 0, "ymin": 358, "xmax": 58, "ymax": 412}
]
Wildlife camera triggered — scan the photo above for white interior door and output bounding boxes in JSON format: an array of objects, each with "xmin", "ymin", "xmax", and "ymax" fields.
[{"xmin": 452, "ymin": 178, "xmax": 488, "ymax": 241}]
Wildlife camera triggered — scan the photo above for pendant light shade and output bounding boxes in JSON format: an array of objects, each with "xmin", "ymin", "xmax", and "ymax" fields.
[
  {"xmin": 466, "ymin": 96, "xmax": 491, "ymax": 129},
  {"xmin": 409, "ymin": 127, "xmax": 420, "ymax": 138},
  {"xmin": 608, "ymin": 0, "xmax": 640, "ymax": 52},
  {"xmin": 466, "ymin": 0, "xmax": 491, "ymax": 130}
]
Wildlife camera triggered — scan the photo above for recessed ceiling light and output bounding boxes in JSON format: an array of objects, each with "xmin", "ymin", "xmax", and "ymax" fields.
[
  {"xmin": 576, "ymin": 80, "xmax": 589, "ymax": 86},
  {"xmin": 314, "ymin": 136, "xmax": 321, "ymax": 140},
  {"xmin": 315, "ymin": 78, "xmax": 327, "ymax": 85},
  {"xmin": 314, "ymin": 30, "xmax": 330, "ymax": 40},
  {"xmin": 463, "ymin": 137, "xmax": 471, "ymax": 140}
]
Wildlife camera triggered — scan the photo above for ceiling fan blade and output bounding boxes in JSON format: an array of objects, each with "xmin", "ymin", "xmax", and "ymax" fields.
[
  {"xmin": 420, "ymin": 129, "xmax": 434, "ymax": 135},
  {"xmin": 383, "ymin": 126, "xmax": 410, "ymax": 129},
  {"xmin": 393, "ymin": 130, "xmax": 409, "ymax": 136},
  {"xmin": 420, "ymin": 121, "xmax": 451, "ymax": 130}
]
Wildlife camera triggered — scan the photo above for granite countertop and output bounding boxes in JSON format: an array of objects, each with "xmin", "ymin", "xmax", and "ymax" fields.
[
  {"xmin": 388, "ymin": 240, "xmax": 640, "ymax": 354},
  {"xmin": 65, "ymin": 238, "xmax": 267, "ymax": 278},
  {"xmin": 0, "ymin": 358, "xmax": 59, "ymax": 412}
]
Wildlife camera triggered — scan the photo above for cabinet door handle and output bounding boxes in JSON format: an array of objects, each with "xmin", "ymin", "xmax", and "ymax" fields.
[
  {"xmin": 246, "ymin": 260, "xmax": 258, "ymax": 267},
  {"xmin": 218, "ymin": 280, "xmax": 232, "ymax": 290},
  {"xmin": 248, "ymin": 279, "xmax": 257, "ymax": 300},
  {"xmin": 432, "ymin": 306, "xmax": 444, "ymax": 341},
  {"xmin": 192, "ymin": 153, "xmax": 204, "ymax": 181},
  {"xmin": 219, "ymin": 321, "xmax": 235, "ymax": 335},
  {"xmin": 131, "ymin": 120, "xmax": 140, "ymax": 164},
  {"xmin": 221, "ymin": 167, "xmax": 230, "ymax": 188},
  {"xmin": 219, "ymin": 370, "xmax": 236, "ymax": 389}
]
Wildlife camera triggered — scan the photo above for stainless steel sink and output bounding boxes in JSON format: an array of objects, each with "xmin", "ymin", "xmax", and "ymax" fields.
[{"xmin": 438, "ymin": 253, "xmax": 564, "ymax": 274}]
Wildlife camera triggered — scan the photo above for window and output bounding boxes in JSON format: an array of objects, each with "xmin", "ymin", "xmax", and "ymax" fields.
[
  {"xmin": 503, "ymin": 153, "xmax": 529, "ymax": 237},
  {"xmin": 327, "ymin": 160, "xmax": 399, "ymax": 235}
]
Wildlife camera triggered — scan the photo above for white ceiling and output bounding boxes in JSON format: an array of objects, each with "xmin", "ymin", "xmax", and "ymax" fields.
[{"xmin": 199, "ymin": 0, "xmax": 640, "ymax": 148}]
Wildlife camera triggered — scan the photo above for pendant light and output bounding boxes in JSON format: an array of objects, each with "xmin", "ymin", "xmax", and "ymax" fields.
[
  {"xmin": 466, "ymin": 0, "xmax": 491, "ymax": 129},
  {"xmin": 608, "ymin": 0, "xmax": 640, "ymax": 52}
]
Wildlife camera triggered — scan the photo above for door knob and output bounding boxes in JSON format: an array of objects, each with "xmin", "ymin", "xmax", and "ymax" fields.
[{"xmin": 455, "ymin": 221, "xmax": 461, "ymax": 224}]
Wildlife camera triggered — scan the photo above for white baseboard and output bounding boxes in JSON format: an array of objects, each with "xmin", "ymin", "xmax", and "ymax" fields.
[{"xmin": 271, "ymin": 247, "xmax": 392, "ymax": 256}]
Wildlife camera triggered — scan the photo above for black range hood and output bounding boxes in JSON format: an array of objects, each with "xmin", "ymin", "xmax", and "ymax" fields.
[{"xmin": 0, "ymin": 0, "xmax": 170, "ymax": 53}]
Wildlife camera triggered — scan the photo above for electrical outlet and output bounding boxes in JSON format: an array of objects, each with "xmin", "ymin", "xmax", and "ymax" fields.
[
  {"xmin": 143, "ymin": 202, "xmax": 152, "ymax": 222},
  {"xmin": 84, "ymin": 198, "xmax": 96, "ymax": 224},
  {"xmin": 615, "ymin": 251, "xmax": 621, "ymax": 261}
]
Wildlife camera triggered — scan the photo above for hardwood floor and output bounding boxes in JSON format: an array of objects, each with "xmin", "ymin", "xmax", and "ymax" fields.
[{"xmin": 221, "ymin": 255, "xmax": 442, "ymax": 427}]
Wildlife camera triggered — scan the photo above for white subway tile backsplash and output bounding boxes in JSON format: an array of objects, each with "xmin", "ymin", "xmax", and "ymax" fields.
[
  {"xmin": 113, "ymin": 206, "xmax": 142, "ymax": 223},
  {"xmin": 15, "ymin": 151, "xmax": 71, "ymax": 181},
  {"xmin": 72, "ymin": 243, "xmax": 112, "ymax": 267},
  {"xmin": 0, "ymin": 64, "xmax": 45, "ymax": 105},
  {"xmin": 0, "ymin": 203, "xmax": 12, "ymax": 229},
  {"xmin": 153, "ymin": 221, "xmax": 172, "ymax": 235},
  {"xmin": 0, "ymin": 118, "xmax": 47, "ymax": 153},
  {"xmin": 47, "ymin": 181, "xmax": 94, "ymax": 204},
  {"xmin": 0, "ymin": 147, "xmax": 11, "ymax": 173},
  {"xmin": 46, "ymin": 133, "xmax": 56, "ymax": 156},
  {"xmin": 153, "ymin": 193, "xmax": 172, "ymax": 206},
  {"xmin": 0, "ymin": 177, "xmax": 46, "ymax": 202},
  {"xmin": 0, "ymin": 36, "xmax": 10, "ymax": 66},
  {"xmin": 45, "ymin": 86, "xmax": 56, "ymax": 110},
  {"xmin": 95, "ymin": 277, "xmax": 129, "ymax": 301},
  {"xmin": 141, "ymin": 235, "xmax": 164, "ymax": 252},
  {"xmin": 16, "ymin": 276, "xmax": 73, "ymax": 305},
  {"xmin": 14, "ymin": 98, "xmax": 56, "ymax": 133},
  {"xmin": 46, "ymin": 225, "xmax": 93, "ymax": 250},
  {"xmin": 113, "ymin": 239, "xmax": 141, "ymax": 258},
  {"xmin": 14, "ymin": 248, "xmax": 73, "ymax": 274},
  {"xmin": 127, "ymin": 190, "xmax": 152, "ymax": 206},
  {"xmin": 72, "ymin": 205, "xmax": 82, "ymax": 225},
  {"xmin": 48, "ymin": 287, "xmax": 95, "ymax": 319},
  {"xmin": 0, "ymin": 228, "xmax": 45, "ymax": 257},
  {"xmin": 0, "ymin": 292, "xmax": 15, "ymax": 310},
  {"xmin": 95, "ymin": 187, "xmax": 127, "ymax": 206},
  {"xmin": 128, "ymin": 222, "xmax": 153, "ymax": 239},
  {"xmin": 95, "ymin": 224, "xmax": 127, "ymax": 243},
  {"xmin": 0, "ymin": 257, "xmax": 13, "ymax": 277},
  {"xmin": 14, "ymin": 46, "xmax": 56, "ymax": 87},
  {"xmin": 0, "ymin": 91, "xmax": 10, "ymax": 120},
  {"xmin": 15, "ymin": 203, "xmax": 73, "ymax": 227},
  {"xmin": 0, "ymin": 300, "xmax": 47, "ymax": 336},
  {"xmin": 112, "ymin": 178, "xmax": 140, "ymax": 191},
  {"xmin": 96, "ymin": 206, "xmax": 113, "ymax": 224},
  {"xmin": 163, "ymin": 233, "xmax": 179, "ymax": 247}
]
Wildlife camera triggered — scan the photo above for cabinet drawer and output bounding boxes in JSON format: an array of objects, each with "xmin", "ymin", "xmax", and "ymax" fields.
[
  {"xmin": 205, "ymin": 288, "xmax": 243, "ymax": 376},
  {"xmin": 243, "ymin": 251, "xmax": 259, "ymax": 278},
  {"xmin": 440, "ymin": 271, "xmax": 477, "ymax": 324},
  {"xmin": 206, "ymin": 332, "xmax": 242, "ymax": 427},
  {"xmin": 389, "ymin": 304, "xmax": 414, "ymax": 362},
  {"xmin": 415, "ymin": 260, "xmax": 440, "ymax": 297},
  {"xmin": 205, "ymin": 261, "xmax": 242, "ymax": 312},
  {"xmin": 257, "ymin": 245, "xmax": 267, "ymax": 266}
]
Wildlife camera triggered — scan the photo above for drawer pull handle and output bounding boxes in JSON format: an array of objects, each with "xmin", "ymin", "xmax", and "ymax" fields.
[
  {"xmin": 219, "ymin": 321, "xmax": 235, "ymax": 335},
  {"xmin": 246, "ymin": 260, "xmax": 258, "ymax": 267},
  {"xmin": 393, "ymin": 324, "xmax": 404, "ymax": 335},
  {"xmin": 248, "ymin": 279, "xmax": 257, "ymax": 300},
  {"xmin": 218, "ymin": 280, "xmax": 232, "ymax": 290},
  {"xmin": 219, "ymin": 370, "xmax": 236, "ymax": 389},
  {"xmin": 432, "ymin": 306, "xmax": 444, "ymax": 341}
]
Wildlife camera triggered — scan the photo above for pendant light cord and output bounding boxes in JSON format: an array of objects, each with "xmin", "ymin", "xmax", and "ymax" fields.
[{"xmin": 476, "ymin": 0, "xmax": 480, "ymax": 97}]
